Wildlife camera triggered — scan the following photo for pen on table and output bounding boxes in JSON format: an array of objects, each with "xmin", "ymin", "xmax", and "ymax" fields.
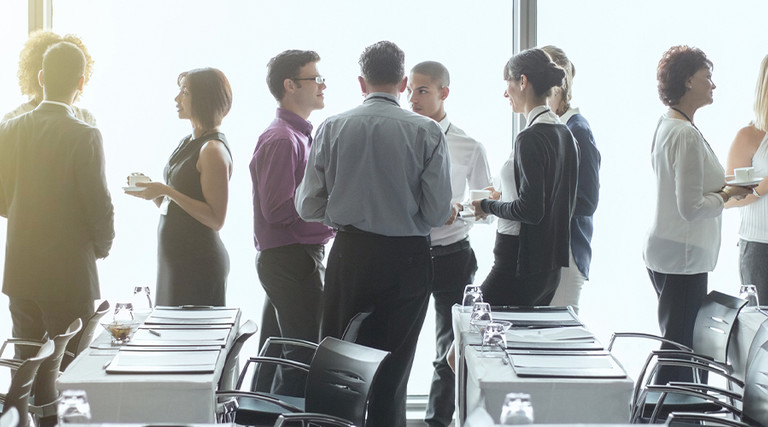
[{"xmin": 148, "ymin": 329, "xmax": 162, "ymax": 337}]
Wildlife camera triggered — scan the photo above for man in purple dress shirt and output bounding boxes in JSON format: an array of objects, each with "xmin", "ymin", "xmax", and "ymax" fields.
[{"xmin": 249, "ymin": 50, "xmax": 334, "ymax": 395}]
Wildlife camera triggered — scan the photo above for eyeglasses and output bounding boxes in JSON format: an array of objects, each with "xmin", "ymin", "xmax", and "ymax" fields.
[{"xmin": 293, "ymin": 76, "xmax": 325, "ymax": 85}]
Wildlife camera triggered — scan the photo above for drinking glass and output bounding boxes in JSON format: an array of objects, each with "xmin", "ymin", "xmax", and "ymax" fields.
[
  {"xmin": 113, "ymin": 302, "xmax": 134, "ymax": 322},
  {"xmin": 131, "ymin": 286, "xmax": 153, "ymax": 321},
  {"xmin": 739, "ymin": 284, "xmax": 760, "ymax": 308},
  {"xmin": 482, "ymin": 321, "xmax": 508, "ymax": 354},
  {"xmin": 462, "ymin": 284, "xmax": 484, "ymax": 312},
  {"xmin": 470, "ymin": 302, "xmax": 492, "ymax": 332},
  {"xmin": 499, "ymin": 392, "xmax": 534, "ymax": 424},
  {"xmin": 57, "ymin": 389, "xmax": 92, "ymax": 424}
]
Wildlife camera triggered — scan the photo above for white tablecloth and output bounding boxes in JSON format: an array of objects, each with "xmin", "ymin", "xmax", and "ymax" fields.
[
  {"xmin": 464, "ymin": 346, "xmax": 633, "ymax": 424},
  {"xmin": 452, "ymin": 305, "xmax": 632, "ymax": 425},
  {"xmin": 58, "ymin": 309, "xmax": 240, "ymax": 423}
]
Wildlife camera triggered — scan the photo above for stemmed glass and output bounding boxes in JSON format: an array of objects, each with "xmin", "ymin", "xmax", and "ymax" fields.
[
  {"xmin": 131, "ymin": 286, "xmax": 153, "ymax": 321},
  {"xmin": 470, "ymin": 302, "xmax": 492, "ymax": 332},
  {"xmin": 113, "ymin": 302, "xmax": 135, "ymax": 322},
  {"xmin": 482, "ymin": 322, "xmax": 507, "ymax": 350},
  {"xmin": 462, "ymin": 284, "xmax": 484, "ymax": 312},
  {"xmin": 499, "ymin": 392, "xmax": 534, "ymax": 424},
  {"xmin": 739, "ymin": 284, "xmax": 760, "ymax": 308}
]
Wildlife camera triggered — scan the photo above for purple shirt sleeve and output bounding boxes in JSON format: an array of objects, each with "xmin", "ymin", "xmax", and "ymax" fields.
[{"xmin": 251, "ymin": 137, "xmax": 303, "ymax": 227}]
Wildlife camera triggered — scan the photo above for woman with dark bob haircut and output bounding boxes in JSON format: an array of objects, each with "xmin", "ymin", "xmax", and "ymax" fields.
[
  {"xmin": 644, "ymin": 46, "xmax": 750, "ymax": 383},
  {"xmin": 127, "ymin": 67, "xmax": 234, "ymax": 306},
  {"xmin": 472, "ymin": 48, "xmax": 579, "ymax": 306}
]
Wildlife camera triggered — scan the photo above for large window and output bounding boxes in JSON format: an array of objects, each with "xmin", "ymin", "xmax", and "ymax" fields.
[
  {"xmin": 536, "ymin": 0, "xmax": 768, "ymax": 351},
  {"xmin": 0, "ymin": 0, "xmax": 514, "ymax": 395}
]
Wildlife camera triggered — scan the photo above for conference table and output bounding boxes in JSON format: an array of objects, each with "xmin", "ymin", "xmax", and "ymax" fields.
[
  {"xmin": 454, "ymin": 304, "xmax": 768, "ymax": 426},
  {"xmin": 58, "ymin": 306, "xmax": 241, "ymax": 423},
  {"xmin": 452, "ymin": 305, "xmax": 633, "ymax": 425}
]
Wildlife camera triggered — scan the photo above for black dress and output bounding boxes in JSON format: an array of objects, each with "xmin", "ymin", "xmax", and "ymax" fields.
[{"xmin": 156, "ymin": 132, "xmax": 231, "ymax": 306}]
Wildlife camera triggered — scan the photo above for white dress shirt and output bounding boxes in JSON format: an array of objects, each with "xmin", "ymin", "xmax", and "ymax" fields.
[
  {"xmin": 430, "ymin": 115, "xmax": 492, "ymax": 246},
  {"xmin": 644, "ymin": 113, "xmax": 726, "ymax": 274}
]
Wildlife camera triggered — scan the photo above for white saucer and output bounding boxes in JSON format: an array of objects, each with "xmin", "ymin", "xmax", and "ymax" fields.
[
  {"xmin": 122, "ymin": 186, "xmax": 146, "ymax": 192},
  {"xmin": 726, "ymin": 177, "xmax": 763, "ymax": 186}
]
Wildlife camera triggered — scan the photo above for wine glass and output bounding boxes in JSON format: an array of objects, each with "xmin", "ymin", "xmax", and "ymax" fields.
[
  {"xmin": 499, "ymin": 392, "xmax": 534, "ymax": 424},
  {"xmin": 739, "ymin": 284, "xmax": 760, "ymax": 308},
  {"xmin": 482, "ymin": 321, "xmax": 508, "ymax": 355},
  {"xmin": 113, "ymin": 302, "xmax": 134, "ymax": 322},
  {"xmin": 57, "ymin": 389, "xmax": 92, "ymax": 424},
  {"xmin": 470, "ymin": 302, "xmax": 492, "ymax": 332},
  {"xmin": 462, "ymin": 284, "xmax": 484, "ymax": 312},
  {"xmin": 131, "ymin": 286, "xmax": 153, "ymax": 321}
]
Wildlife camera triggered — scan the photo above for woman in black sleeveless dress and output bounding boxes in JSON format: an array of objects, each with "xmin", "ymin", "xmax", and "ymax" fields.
[{"xmin": 127, "ymin": 68, "xmax": 233, "ymax": 306}]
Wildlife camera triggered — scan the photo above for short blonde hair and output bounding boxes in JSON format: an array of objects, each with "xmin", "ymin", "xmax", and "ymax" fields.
[
  {"xmin": 540, "ymin": 45, "xmax": 574, "ymax": 116},
  {"xmin": 17, "ymin": 30, "xmax": 94, "ymax": 102},
  {"xmin": 754, "ymin": 54, "xmax": 768, "ymax": 132}
]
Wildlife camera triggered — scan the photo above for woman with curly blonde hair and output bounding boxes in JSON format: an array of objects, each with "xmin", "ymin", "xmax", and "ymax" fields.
[{"xmin": 2, "ymin": 30, "xmax": 96, "ymax": 124}]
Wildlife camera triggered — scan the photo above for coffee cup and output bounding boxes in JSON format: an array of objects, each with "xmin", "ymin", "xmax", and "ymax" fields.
[
  {"xmin": 734, "ymin": 167, "xmax": 755, "ymax": 183},
  {"xmin": 128, "ymin": 173, "xmax": 150, "ymax": 187},
  {"xmin": 470, "ymin": 189, "xmax": 492, "ymax": 201}
]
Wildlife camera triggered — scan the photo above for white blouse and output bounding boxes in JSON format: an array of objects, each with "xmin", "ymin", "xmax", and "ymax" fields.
[
  {"xmin": 644, "ymin": 113, "xmax": 726, "ymax": 274},
  {"xmin": 739, "ymin": 132, "xmax": 768, "ymax": 243}
]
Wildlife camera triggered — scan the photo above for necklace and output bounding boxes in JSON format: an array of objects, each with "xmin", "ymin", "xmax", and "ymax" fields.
[{"xmin": 670, "ymin": 106, "xmax": 713, "ymax": 151}]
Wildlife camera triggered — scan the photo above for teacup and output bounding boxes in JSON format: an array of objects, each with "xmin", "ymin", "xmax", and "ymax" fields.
[
  {"xmin": 128, "ymin": 173, "xmax": 150, "ymax": 187},
  {"xmin": 734, "ymin": 167, "xmax": 755, "ymax": 182}
]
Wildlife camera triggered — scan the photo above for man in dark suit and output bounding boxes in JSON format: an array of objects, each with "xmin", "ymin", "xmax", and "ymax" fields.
[{"xmin": 0, "ymin": 41, "xmax": 114, "ymax": 359}]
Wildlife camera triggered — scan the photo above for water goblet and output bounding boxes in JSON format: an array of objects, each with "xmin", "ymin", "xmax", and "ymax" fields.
[
  {"xmin": 482, "ymin": 321, "xmax": 508, "ymax": 355},
  {"xmin": 739, "ymin": 284, "xmax": 760, "ymax": 308},
  {"xmin": 57, "ymin": 389, "xmax": 92, "ymax": 424},
  {"xmin": 499, "ymin": 392, "xmax": 534, "ymax": 424},
  {"xmin": 131, "ymin": 286, "xmax": 153, "ymax": 321},
  {"xmin": 113, "ymin": 301, "xmax": 134, "ymax": 322},
  {"xmin": 462, "ymin": 284, "xmax": 484, "ymax": 312},
  {"xmin": 470, "ymin": 302, "xmax": 492, "ymax": 332}
]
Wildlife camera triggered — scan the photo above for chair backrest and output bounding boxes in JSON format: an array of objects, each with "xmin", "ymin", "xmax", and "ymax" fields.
[
  {"xmin": 70, "ymin": 300, "xmax": 110, "ymax": 360},
  {"xmin": 747, "ymin": 318, "xmax": 768, "ymax": 372},
  {"xmin": 692, "ymin": 291, "xmax": 748, "ymax": 362},
  {"xmin": 218, "ymin": 319, "xmax": 258, "ymax": 389},
  {"xmin": 0, "ymin": 407, "xmax": 19, "ymax": 427},
  {"xmin": 743, "ymin": 340, "xmax": 768, "ymax": 425},
  {"xmin": 2, "ymin": 340, "xmax": 54, "ymax": 427},
  {"xmin": 32, "ymin": 318, "xmax": 82, "ymax": 407},
  {"xmin": 341, "ymin": 311, "xmax": 372, "ymax": 343},
  {"xmin": 304, "ymin": 337, "xmax": 389, "ymax": 426}
]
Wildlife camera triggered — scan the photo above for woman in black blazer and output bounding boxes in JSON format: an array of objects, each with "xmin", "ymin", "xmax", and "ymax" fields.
[{"xmin": 472, "ymin": 48, "xmax": 579, "ymax": 306}]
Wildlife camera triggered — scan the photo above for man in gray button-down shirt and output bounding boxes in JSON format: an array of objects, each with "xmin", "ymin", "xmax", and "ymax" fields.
[{"xmin": 296, "ymin": 40, "xmax": 452, "ymax": 427}]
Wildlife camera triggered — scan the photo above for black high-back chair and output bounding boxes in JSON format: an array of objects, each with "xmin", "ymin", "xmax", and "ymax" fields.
[
  {"xmin": 609, "ymin": 291, "xmax": 748, "ymax": 423},
  {"xmin": 62, "ymin": 300, "xmax": 110, "ymax": 370},
  {"xmin": 0, "ymin": 340, "xmax": 55, "ymax": 427},
  {"xmin": 217, "ymin": 336, "xmax": 390, "ymax": 426}
]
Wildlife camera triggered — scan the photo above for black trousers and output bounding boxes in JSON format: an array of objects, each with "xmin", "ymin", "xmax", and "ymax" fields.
[
  {"xmin": 10, "ymin": 296, "xmax": 94, "ymax": 360},
  {"xmin": 647, "ymin": 269, "xmax": 708, "ymax": 384},
  {"xmin": 481, "ymin": 233, "xmax": 561, "ymax": 306},
  {"xmin": 425, "ymin": 242, "xmax": 477, "ymax": 427},
  {"xmin": 256, "ymin": 244, "xmax": 325, "ymax": 396},
  {"xmin": 322, "ymin": 230, "xmax": 432, "ymax": 427}
]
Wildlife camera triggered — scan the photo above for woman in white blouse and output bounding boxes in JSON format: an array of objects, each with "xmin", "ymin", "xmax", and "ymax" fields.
[
  {"xmin": 644, "ymin": 45, "xmax": 750, "ymax": 384},
  {"xmin": 725, "ymin": 54, "xmax": 768, "ymax": 301}
]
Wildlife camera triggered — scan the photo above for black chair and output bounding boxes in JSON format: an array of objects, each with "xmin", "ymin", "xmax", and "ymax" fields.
[
  {"xmin": 219, "ymin": 319, "xmax": 259, "ymax": 389},
  {"xmin": 608, "ymin": 291, "xmax": 748, "ymax": 423},
  {"xmin": 657, "ymin": 338, "xmax": 768, "ymax": 426},
  {"xmin": 217, "ymin": 336, "xmax": 390, "ymax": 426},
  {"xmin": 274, "ymin": 412, "xmax": 355, "ymax": 427},
  {"xmin": 251, "ymin": 311, "xmax": 373, "ymax": 393},
  {"xmin": 0, "ymin": 318, "xmax": 83, "ymax": 425},
  {"xmin": 61, "ymin": 300, "xmax": 110, "ymax": 370},
  {"xmin": 0, "ymin": 340, "xmax": 55, "ymax": 427}
]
